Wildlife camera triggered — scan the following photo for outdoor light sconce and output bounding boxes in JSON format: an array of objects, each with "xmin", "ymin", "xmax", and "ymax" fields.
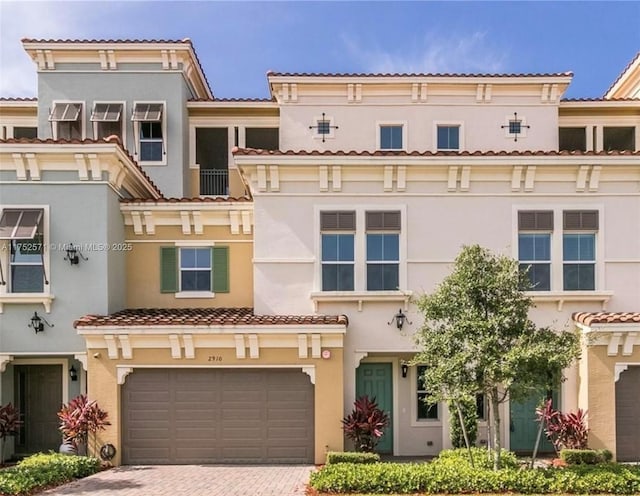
[
  {"xmin": 69, "ymin": 365, "xmax": 78, "ymax": 382},
  {"xmin": 28, "ymin": 311, "xmax": 54, "ymax": 334},
  {"xmin": 388, "ymin": 308, "xmax": 412, "ymax": 330},
  {"xmin": 64, "ymin": 243, "xmax": 88, "ymax": 265},
  {"xmin": 401, "ymin": 362, "xmax": 409, "ymax": 378}
]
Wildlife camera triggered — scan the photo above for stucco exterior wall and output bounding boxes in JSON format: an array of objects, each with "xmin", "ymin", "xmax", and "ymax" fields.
[
  {"xmin": 0, "ymin": 183, "xmax": 126, "ymax": 353},
  {"xmin": 579, "ymin": 344, "xmax": 640, "ymax": 458},
  {"xmin": 279, "ymin": 94, "xmax": 560, "ymax": 152},
  {"xmin": 86, "ymin": 345, "xmax": 344, "ymax": 465},
  {"xmin": 37, "ymin": 71, "xmax": 190, "ymax": 197},
  {"xmin": 124, "ymin": 225, "xmax": 253, "ymax": 308}
]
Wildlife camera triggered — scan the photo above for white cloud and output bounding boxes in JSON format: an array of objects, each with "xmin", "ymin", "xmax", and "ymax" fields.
[
  {"xmin": 342, "ymin": 31, "xmax": 507, "ymax": 74},
  {"xmin": 0, "ymin": 1, "xmax": 100, "ymax": 96}
]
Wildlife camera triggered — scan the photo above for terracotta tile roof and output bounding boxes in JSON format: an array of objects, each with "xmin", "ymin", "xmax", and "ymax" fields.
[
  {"xmin": 561, "ymin": 97, "xmax": 640, "ymax": 102},
  {"xmin": 0, "ymin": 137, "xmax": 162, "ymax": 197},
  {"xmin": 21, "ymin": 38, "xmax": 213, "ymax": 99},
  {"xmin": 267, "ymin": 71, "xmax": 573, "ymax": 78},
  {"xmin": 573, "ymin": 312, "xmax": 640, "ymax": 326},
  {"xmin": 21, "ymin": 38, "xmax": 192, "ymax": 44},
  {"xmin": 74, "ymin": 308, "xmax": 348, "ymax": 328},
  {"xmin": 121, "ymin": 196, "xmax": 252, "ymax": 204},
  {"xmin": 0, "ymin": 97, "xmax": 37, "ymax": 102},
  {"xmin": 232, "ymin": 147, "xmax": 640, "ymax": 157},
  {"xmin": 189, "ymin": 97, "xmax": 275, "ymax": 102},
  {"xmin": 604, "ymin": 51, "xmax": 640, "ymax": 98}
]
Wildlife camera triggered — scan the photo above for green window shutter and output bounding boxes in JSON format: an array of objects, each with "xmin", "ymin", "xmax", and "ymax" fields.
[
  {"xmin": 212, "ymin": 246, "xmax": 229, "ymax": 293},
  {"xmin": 160, "ymin": 247, "xmax": 178, "ymax": 293}
]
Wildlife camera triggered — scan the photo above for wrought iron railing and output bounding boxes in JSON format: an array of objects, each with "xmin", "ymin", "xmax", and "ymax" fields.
[{"xmin": 200, "ymin": 169, "xmax": 229, "ymax": 196}]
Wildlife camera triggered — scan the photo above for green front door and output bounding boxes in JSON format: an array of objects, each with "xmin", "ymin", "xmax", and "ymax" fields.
[
  {"xmin": 355, "ymin": 363, "xmax": 393, "ymax": 454},
  {"xmin": 510, "ymin": 390, "xmax": 558, "ymax": 453}
]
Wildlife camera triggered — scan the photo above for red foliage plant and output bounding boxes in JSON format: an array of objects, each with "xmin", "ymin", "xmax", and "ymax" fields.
[
  {"xmin": 341, "ymin": 395, "xmax": 390, "ymax": 453},
  {"xmin": 0, "ymin": 403, "xmax": 23, "ymax": 464},
  {"xmin": 536, "ymin": 399, "xmax": 589, "ymax": 453},
  {"xmin": 58, "ymin": 395, "xmax": 111, "ymax": 449}
]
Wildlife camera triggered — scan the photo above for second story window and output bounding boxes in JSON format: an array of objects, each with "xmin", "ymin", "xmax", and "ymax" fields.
[
  {"xmin": 437, "ymin": 125, "xmax": 460, "ymax": 150},
  {"xmin": 563, "ymin": 211, "xmax": 598, "ymax": 291},
  {"xmin": 321, "ymin": 212, "xmax": 355, "ymax": 291},
  {"xmin": 379, "ymin": 125, "xmax": 403, "ymax": 150},
  {"xmin": 91, "ymin": 103, "xmax": 124, "ymax": 142},
  {"xmin": 132, "ymin": 103, "xmax": 165, "ymax": 163},
  {"xmin": 160, "ymin": 245, "xmax": 229, "ymax": 296},
  {"xmin": 559, "ymin": 127, "xmax": 587, "ymax": 151},
  {"xmin": 603, "ymin": 126, "xmax": 635, "ymax": 151},
  {"xmin": 366, "ymin": 211, "xmax": 400, "ymax": 291},
  {"xmin": 0, "ymin": 208, "xmax": 47, "ymax": 294},
  {"xmin": 518, "ymin": 211, "xmax": 553, "ymax": 291},
  {"xmin": 49, "ymin": 102, "xmax": 83, "ymax": 140}
]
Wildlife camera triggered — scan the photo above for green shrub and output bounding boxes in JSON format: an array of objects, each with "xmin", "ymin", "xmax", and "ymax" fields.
[
  {"xmin": 435, "ymin": 447, "xmax": 519, "ymax": 470},
  {"xmin": 561, "ymin": 448, "xmax": 612, "ymax": 465},
  {"xmin": 0, "ymin": 452, "xmax": 101, "ymax": 495},
  {"xmin": 448, "ymin": 398, "xmax": 478, "ymax": 448},
  {"xmin": 326, "ymin": 451, "xmax": 380, "ymax": 464},
  {"xmin": 309, "ymin": 460, "xmax": 640, "ymax": 494}
]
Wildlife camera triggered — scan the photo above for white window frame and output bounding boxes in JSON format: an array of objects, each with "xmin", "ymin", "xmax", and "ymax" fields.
[
  {"xmin": 176, "ymin": 246, "xmax": 214, "ymax": 298},
  {"xmin": 376, "ymin": 121, "xmax": 407, "ymax": 151},
  {"xmin": 518, "ymin": 231, "xmax": 552, "ymax": 292},
  {"xmin": 365, "ymin": 232, "xmax": 400, "ymax": 291},
  {"xmin": 0, "ymin": 205, "xmax": 53, "ymax": 312},
  {"xmin": 132, "ymin": 101, "xmax": 167, "ymax": 165},
  {"xmin": 313, "ymin": 205, "xmax": 407, "ymax": 293},
  {"xmin": 434, "ymin": 121, "xmax": 464, "ymax": 151},
  {"xmin": 312, "ymin": 114, "xmax": 337, "ymax": 141},
  {"xmin": 562, "ymin": 231, "xmax": 597, "ymax": 291},
  {"xmin": 320, "ymin": 232, "xmax": 355, "ymax": 291},
  {"xmin": 91, "ymin": 101, "xmax": 126, "ymax": 146},
  {"xmin": 49, "ymin": 101, "xmax": 85, "ymax": 141},
  {"xmin": 512, "ymin": 205, "xmax": 606, "ymax": 297},
  {"xmin": 411, "ymin": 365, "xmax": 442, "ymax": 427}
]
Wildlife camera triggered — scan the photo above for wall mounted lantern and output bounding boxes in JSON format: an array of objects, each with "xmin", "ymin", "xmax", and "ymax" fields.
[
  {"xmin": 64, "ymin": 243, "xmax": 88, "ymax": 265},
  {"xmin": 69, "ymin": 365, "xmax": 78, "ymax": 381},
  {"xmin": 388, "ymin": 308, "xmax": 412, "ymax": 330},
  {"xmin": 28, "ymin": 311, "xmax": 54, "ymax": 334},
  {"xmin": 401, "ymin": 362, "xmax": 409, "ymax": 378}
]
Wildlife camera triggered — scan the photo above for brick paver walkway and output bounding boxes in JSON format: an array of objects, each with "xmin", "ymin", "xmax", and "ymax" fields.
[{"xmin": 40, "ymin": 465, "xmax": 315, "ymax": 496}]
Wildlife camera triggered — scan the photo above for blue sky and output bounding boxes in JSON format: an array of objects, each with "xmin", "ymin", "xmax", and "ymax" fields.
[{"xmin": 1, "ymin": 1, "xmax": 638, "ymax": 99}]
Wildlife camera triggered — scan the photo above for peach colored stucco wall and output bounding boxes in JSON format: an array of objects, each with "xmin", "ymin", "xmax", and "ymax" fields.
[{"xmin": 86, "ymin": 345, "xmax": 344, "ymax": 465}]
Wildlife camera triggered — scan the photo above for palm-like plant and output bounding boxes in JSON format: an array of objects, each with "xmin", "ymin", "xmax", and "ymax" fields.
[
  {"xmin": 58, "ymin": 395, "xmax": 110, "ymax": 455},
  {"xmin": 341, "ymin": 395, "xmax": 390, "ymax": 452},
  {"xmin": 0, "ymin": 403, "xmax": 23, "ymax": 465}
]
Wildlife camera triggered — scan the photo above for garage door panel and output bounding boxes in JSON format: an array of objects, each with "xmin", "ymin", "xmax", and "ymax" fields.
[
  {"xmin": 122, "ymin": 368, "xmax": 314, "ymax": 464},
  {"xmin": 616, "ymin": 366, "xmax": 640, "ymax": 462}
]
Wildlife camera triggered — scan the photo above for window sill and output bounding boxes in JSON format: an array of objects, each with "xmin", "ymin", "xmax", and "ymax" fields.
[
  {"xmin": 526, "ymin": 290, "xmax": 613, "ymax": 311},
  {"xmin": 136, "ymin": 158, "xmax": 167, "ymax": 166},
  {"xmin": 410, "ymin": 420, "xmax": 443, "ymax": 428},
  {"xmin": 310, "ymin": 290, "xmax": 412, "ymax": 312},
  {"xmin": 174, "ymin": 291, "xmax": 215, "ymax": 299},
  {"xmin": 0, "ymin": 293, "xmax": 55, "ymax": 313}
]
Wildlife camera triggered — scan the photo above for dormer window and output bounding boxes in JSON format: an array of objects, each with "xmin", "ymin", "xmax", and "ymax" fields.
[
  {"xmin": 91, "ymin": 103, "xmax": 124, "ymax": 142},
  {"xmin": 132, "ymin": 102, "xmax": 165, "ymax": 163},
  {"xmin": 49, "ymin": 102, "xmax": 83, "ymax": 140}
]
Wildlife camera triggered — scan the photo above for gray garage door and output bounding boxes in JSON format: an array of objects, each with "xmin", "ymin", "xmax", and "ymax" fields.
[
  {"xmin": 121, "ymin": 368, "xmax": 314, "ymax": 464},
  {"xmin": 616, "ymin": 365, "xmax": 640, "ymax": 462}
]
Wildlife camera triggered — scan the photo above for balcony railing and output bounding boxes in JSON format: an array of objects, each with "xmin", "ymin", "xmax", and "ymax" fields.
[{"xmin": 200, "ymin": 169, "xmax": 229, "ymax": 196}]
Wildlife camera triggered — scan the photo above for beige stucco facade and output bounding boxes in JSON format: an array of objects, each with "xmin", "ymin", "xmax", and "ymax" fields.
[{"xmin": 81, "ymin": 332, "xmax": 345, "ymax": 465}]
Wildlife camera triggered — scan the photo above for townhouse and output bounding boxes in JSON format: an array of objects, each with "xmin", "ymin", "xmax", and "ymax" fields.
[{"xmin": 0, "ymin": 39, "xmax": 638, "ymax": 465}]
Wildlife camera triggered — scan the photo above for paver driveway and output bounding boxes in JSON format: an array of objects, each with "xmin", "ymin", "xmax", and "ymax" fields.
[{"xmin": 40, "ymin": 465, "xmax": 315, "ymax": 496}]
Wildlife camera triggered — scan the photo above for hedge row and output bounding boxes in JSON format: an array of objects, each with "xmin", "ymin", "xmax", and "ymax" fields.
[
  {"xmin": 310, "ymin": 451, "xmax": 640, "ymax": 494},
  {"xmin": 326, "ymin": 451, "xmax": 381, "ymax": 464},
  {"xmin": 0, "ymin": 453, "xmax": 101, "ymax": 495}
]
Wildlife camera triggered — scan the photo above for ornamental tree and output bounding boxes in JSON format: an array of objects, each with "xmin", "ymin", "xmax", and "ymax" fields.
[{"xmin": 413, "ymin": 245, "xmax": 580, "ymax": 470}]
